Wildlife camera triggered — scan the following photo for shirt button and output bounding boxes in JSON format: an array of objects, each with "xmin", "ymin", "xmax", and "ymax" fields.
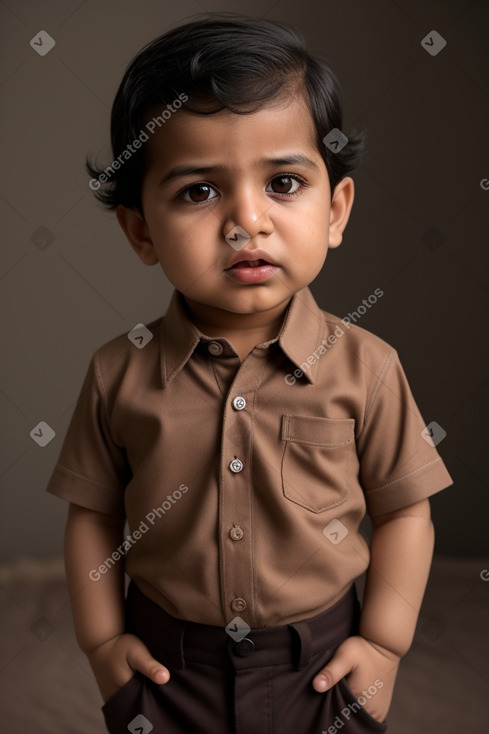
[
  {"xmin": 208, "ymin": 341, "xmax": 223, "ymax": 356},
  {"xmin": 231, "ymin": 598, "xmax": 247, "ymax": 612},
  {"xmin": 229, "ymin": 458, "xmax": 243, "ymax": 473},
  {"xmin": 232, "ymin": 396, "xmax": 246, "ymax": 411},
  {"xmin": 230, "ymin": 525, "xmax": 244, "ymax": 541}
]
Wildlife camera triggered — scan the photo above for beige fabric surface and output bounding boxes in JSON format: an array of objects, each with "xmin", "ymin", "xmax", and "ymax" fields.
[{"xmin": 0, "ymin": 555, "xmax": 487, "ymax": 733}]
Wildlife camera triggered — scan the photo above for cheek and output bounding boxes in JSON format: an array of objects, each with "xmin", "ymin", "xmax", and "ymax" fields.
[
  {"xmin": 293, "ymin": 218, "xmax": 329, "ymax": 274},
  {"xmin": 156, "ymin": 231, "xmax": 215, "ymax": 281},
  {"xmin": 281, "ymin": 204, "xmax": 329, "ymax": 251},
  {"xmin": 148, "ymin": 204, "xmax": 215, "ymax": 256},
  {"xmin": 303, "ymin": 201, "xmax": 331, "ymax": 248},
  {"xmin": 278, "ymin": 190, "xmax": 330, "ymax": 229},
  {"xmin": 159, "ymin": 204, "xmax": 221, "ymax": 241}
]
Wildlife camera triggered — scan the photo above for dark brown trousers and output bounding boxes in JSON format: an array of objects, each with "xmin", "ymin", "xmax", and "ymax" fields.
[{"xmin": 102, "ymin": 582, "xmax": 388, "ymax": 734}]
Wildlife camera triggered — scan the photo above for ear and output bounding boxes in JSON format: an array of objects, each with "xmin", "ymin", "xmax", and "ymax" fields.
[
  {"xmin": 116, "ymin": 205, "xmax": 159, "ymax": 265},
  {"xmin": 328, "ymin": 177, "xmax": 355, "ymax": 249}
]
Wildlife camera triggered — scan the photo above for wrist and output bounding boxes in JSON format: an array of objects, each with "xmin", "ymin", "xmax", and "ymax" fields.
[
  {"xmin": 83, "ymin": 631, "xmax": 125, "ymax": 657},
  {"xmin": 360, "ymin": 634, "xmax": 404, "ymax": 661}
]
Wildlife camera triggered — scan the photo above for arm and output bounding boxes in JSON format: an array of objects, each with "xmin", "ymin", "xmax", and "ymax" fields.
[
  {"xmin": 359, "ymin": 497, "xmax": 434, "ymax": 657},
  {"xmin": 312, "ymin": 498, "xmax": 434, "ymax": 721},
  {"xmin": 65, "ymin": 503, "xmax": 170, "ymax": 701},
  {"xmin": 65, "ymin": 502, "xmax": 126, "ymax": 653}
]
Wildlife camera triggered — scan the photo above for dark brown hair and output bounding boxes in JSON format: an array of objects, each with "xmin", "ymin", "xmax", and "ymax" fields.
[{"xmin": 86, "ymin": 12, "xmax": 366, "ymax": 215}]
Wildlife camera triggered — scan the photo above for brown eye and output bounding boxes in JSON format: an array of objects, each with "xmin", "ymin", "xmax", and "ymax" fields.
[
  {"xmin": 267, "ymin": 176, "xmax": 301, "ymax": 195},
  {"xmin": 181, "ymin": 183, "xmax": 216, "ymax": 203}
]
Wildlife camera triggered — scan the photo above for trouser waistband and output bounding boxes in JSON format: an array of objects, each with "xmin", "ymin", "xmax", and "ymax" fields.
[{"xmin": 125, "ymin": 582, "xmax": 360, "ymax": 671}]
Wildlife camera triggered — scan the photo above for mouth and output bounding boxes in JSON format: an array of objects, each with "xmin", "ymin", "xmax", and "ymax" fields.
[
  {"xmin": 223, "ymin": 259, "xmax": 280, "ymax": 284},
  {"xmin": 226, "ymin": 258, "xmax": 272, "ymax": 269}
]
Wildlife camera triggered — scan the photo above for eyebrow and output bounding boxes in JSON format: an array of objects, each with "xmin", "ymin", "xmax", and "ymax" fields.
[{"xmin": 157, "ymin": 154, "xmax": 320, "ymax": 187}]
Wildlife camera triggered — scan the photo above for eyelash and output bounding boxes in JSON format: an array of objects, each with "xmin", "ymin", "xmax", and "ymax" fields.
[{"xmin": 176, "ymin": 174, "xmax": 309, "ymax": 207}]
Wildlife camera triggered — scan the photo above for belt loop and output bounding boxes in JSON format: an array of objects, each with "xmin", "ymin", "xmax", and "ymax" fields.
[
  {"xmin": 287, "ymin": 619, "xmax": 313, "ymax": 670},
  {"xmin": 169, "ymin": 619, "xmax": 187, "ymax": 670}
]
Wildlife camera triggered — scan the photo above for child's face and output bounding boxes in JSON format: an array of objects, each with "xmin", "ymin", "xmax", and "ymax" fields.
[{"xmin": 117, "ymin": 95, "xmax": 354, "ymax": 323}]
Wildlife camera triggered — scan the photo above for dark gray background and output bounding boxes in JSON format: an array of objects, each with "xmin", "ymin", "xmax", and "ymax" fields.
[{"xmin": 0, "ymin": 0, "xmax": 488, "ymax": 561}]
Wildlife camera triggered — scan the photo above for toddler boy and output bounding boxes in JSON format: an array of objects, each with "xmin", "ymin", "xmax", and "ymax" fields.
[{"xmin": 47, "ymin": 13, "xmax": 453, "ymax": 733}]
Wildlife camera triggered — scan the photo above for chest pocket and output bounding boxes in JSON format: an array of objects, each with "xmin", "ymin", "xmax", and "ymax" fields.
[{"xmin": 281, "ymin": 414, "xmax": 355, "ymax": 513}]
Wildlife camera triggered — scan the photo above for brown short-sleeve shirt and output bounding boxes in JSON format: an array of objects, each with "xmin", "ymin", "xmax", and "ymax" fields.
[{"xmin": 46, "ymin": 287, "xmax": 452, "ymax": 627}]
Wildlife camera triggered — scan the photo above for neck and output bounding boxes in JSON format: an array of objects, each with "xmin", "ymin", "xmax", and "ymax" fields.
[{"xmin": 182, "ymin": 296, "xmax": 291, "ymax": 343}]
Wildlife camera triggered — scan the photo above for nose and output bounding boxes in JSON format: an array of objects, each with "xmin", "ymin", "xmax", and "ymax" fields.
[{"xmin": 221, "ymin": 183, "xmax": 274, "ymax": 241}]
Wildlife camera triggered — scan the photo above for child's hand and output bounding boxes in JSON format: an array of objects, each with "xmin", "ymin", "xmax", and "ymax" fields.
[
  {"xmin": 87, "ymin": 633, "xmax": 170, "ymax": 703},
  {"xmin": 312, "ymin": 635, "xmax": 400, "ymax": 723}
]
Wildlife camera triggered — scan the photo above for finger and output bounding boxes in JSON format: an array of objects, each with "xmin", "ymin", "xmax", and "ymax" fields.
[
  {"xmin": 127, "ymin": 639, "xmax": 170, "ymax": 685},
  {"xmin": 312, "ymin": 648, "xmax": 353, "ymax": 693}
]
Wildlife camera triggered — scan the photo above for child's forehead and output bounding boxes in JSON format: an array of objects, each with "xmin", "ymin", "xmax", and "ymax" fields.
[{"xmin": 143, "ymin": 96, "xmax": 319, "ymax": 168}]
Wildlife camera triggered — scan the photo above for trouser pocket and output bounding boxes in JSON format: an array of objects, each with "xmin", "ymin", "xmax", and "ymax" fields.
[
  {"xmin": 330, "ymin": 676, "xmax": 388, "ymax": 732},
  {"xmin": 101, "ymin": 672, "xmax": 157, "ymax": 734}
]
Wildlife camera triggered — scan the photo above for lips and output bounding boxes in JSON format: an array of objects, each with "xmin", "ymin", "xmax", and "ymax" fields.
[
  {"xmin": 225, "ymin": 249, "xmax": 278, "ymax": 269},
  {"xmin": 231, "ymin": 259, "xmax": 270, "ymax": 268},
  {"xmin": 224, "ymin": 260, "xmax": 279, "ymax": 284}
]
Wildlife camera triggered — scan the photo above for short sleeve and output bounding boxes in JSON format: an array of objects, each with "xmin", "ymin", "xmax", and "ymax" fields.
[
  {"xmin": 46, "ymin": 352, "xmax": 131, "ymax": 517},
  {"xmin": 357, "ymin": 348, "xmax": 453, "ymax": 516}
]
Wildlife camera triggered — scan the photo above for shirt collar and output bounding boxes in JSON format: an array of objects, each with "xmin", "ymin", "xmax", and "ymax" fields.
[{"xmin": 159, "ymin": 286, "xmax": 327, "ymax": 387}]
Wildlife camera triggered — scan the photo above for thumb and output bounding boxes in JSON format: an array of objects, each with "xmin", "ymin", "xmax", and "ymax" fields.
[
  {"xmin": 312, "ymin": 644, "xmax": 353, "ymax": 693},
  {"xmin": 126, "ymin": 636, "xmax": 170, "ymax": 685}
]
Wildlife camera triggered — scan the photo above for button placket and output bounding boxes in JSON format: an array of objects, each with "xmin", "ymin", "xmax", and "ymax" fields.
[{"xmin": 219, "ymin": 363, "xmax": 257, "ymax": 626}]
